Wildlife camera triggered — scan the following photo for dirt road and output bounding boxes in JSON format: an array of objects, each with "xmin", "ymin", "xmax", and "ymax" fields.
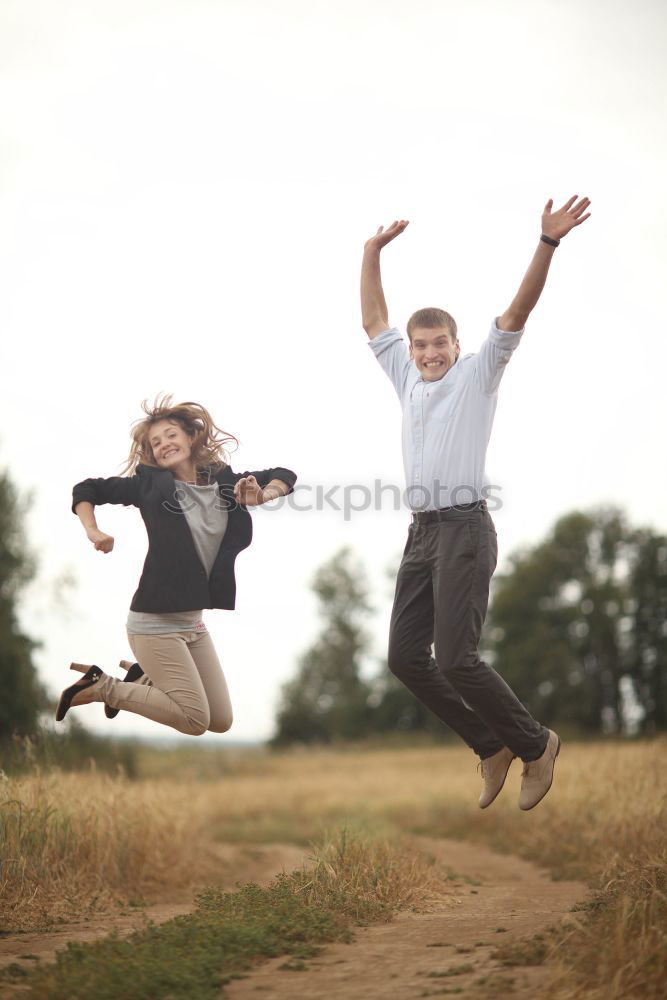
[
  {"xmin": 1, "ymin": 837, "xmax": 586, "ymax": 999},
  {"xmin": 225, "ymin": 836, "xmax": 586, "ymax": 1000}
]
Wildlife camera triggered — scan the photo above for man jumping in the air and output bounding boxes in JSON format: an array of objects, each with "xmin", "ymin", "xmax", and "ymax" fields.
[{"xmin": 361, "ymin": 196, "xmax": 591, "ymax": 809}]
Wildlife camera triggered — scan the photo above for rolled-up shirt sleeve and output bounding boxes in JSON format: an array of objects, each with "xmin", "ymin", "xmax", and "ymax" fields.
[
  {"xmin": 72, "ymin": 476, "xmax": 140, "ymax": 513},
  {"xmin": 247, "ymin": 467, "xmax": 297, "ymax": 495},
  {"xmin": 474, "ymin": 319, "xmax": 524, "ymax": 395},
  {"xmin": 368, "ymin": 328, "xmax": 413, "ymax": 399}
]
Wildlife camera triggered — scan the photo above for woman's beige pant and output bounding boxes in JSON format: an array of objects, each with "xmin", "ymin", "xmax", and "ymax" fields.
[{"xmin": 93, "ymin": 630, "xmax": 233, "ymax": 736}]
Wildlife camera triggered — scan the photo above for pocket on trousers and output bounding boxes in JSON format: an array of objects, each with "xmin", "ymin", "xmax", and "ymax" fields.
[
  {"xmin": 464, "ymin": 518, "xmax": 479, "ymax": 554},
  {"xmin": 487, "ymin": 520, "xmax": 498, "ymax": 573}
]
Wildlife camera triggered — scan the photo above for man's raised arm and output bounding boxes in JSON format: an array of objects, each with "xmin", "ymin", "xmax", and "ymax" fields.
[
  {"xmin": 497, "ymin": 196, "xmax": 591, "ymax": 333},
  {"xmin": 360, "ymin": 219, "xmax": 409, "ymax": 339}
]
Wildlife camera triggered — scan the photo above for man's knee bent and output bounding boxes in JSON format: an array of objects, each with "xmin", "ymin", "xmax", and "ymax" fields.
[
  {"xmin": 387, "ymin": 641, "xmax": 407, "ymax": 680},
  {"xmin": 438, "ymin": 648, "xmax": 478, "ymax": 680},
  {"xmin": 388, "ymin": 639, "xmax": 429, "ymax": 681}
]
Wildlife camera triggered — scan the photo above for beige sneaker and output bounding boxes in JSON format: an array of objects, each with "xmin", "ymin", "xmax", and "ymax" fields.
[
  {"xmin": 478, "ymin": 747, "xmax": 516, "ymax": 809},
  {"xmin": 518, "ymin": 730, "xmax": 561, "ymax": 810}
]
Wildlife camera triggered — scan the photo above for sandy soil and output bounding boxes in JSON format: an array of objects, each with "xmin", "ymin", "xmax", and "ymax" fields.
[{"xmin": 225, "ymin": 836, "xmax": 587, "ymax": 1000}]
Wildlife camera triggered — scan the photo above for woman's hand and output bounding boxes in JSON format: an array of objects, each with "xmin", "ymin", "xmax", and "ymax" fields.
[
  {"xmin": 234, "ymin": 475, "xmax": 265, "ymax": 507},
  {"xmin": 86, "ymin": 527, "xmax": 114, "ymax": 553}
]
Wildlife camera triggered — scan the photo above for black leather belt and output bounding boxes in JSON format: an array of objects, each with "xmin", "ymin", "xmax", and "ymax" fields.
[{"xmin": 411, "ymin": 500, "xmax": 487, "ymax": 524}]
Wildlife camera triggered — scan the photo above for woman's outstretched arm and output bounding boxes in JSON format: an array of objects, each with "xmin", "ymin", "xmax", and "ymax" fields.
[
  {"xmin": 234, "ymin": 475, "xmax": 292, "ymax": 506},
  {"xmin": 74, "ymin": 500, "xmax": 114, "ymax": 553},
  {"xmin": 232, "ymin": 466, "xmax": 296, "ymax": 506},
  {"xmin": 72, "ymin": 474, "xmax": 140, "ymax": 553}
]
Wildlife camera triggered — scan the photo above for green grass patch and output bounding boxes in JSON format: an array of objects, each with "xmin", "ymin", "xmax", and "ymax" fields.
[{"xmin": 20, "ymin": 879, "xmax": 348, "ymax": 999}]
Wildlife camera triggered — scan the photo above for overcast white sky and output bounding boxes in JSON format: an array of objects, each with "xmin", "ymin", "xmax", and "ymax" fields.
[{"xmin": 1, "ymin": 0, "xmax": 666, "ymax": 743}]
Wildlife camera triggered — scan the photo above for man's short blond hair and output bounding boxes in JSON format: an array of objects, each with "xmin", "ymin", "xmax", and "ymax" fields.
[{"xmin": 407, "ymin": 307, "xmax": 457, "ymax": 342}]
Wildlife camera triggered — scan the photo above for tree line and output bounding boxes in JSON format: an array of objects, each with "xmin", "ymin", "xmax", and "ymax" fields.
[{"xmin": 0, "ymin": 467, "xmax": 137, "ymax": 775}]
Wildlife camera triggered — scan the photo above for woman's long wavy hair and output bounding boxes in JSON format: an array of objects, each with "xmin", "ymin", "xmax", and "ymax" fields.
[{"xmin": 121, "ymin": 395, "xmax": 239, "ymax": 476}]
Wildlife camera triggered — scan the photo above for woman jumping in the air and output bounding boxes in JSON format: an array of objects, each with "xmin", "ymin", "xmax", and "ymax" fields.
[{"xmin": 56, "ymin": 396, "xmax": 296, "ymax": 735}]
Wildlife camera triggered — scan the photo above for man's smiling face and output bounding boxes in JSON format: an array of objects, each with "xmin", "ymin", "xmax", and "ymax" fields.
[{"xmin": 409, "ymin": 326, "xmax": 460, "ymax": 382}]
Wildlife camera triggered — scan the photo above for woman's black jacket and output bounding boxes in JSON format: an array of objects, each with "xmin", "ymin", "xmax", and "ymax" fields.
[{"xmin": 72, "ymin": 463, "xmax": 297, "ymax": 613}]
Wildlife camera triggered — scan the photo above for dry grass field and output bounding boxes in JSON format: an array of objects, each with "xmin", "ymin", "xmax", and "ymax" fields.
[{"xmin": 1, "ymin": 739, "xmax": 665, "ymax": 998}]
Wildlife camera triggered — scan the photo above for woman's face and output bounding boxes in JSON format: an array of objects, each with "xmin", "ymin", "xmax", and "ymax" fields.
[{"xmin": 149, "ymin": 419, "xmax": 194, "ymax": 470}]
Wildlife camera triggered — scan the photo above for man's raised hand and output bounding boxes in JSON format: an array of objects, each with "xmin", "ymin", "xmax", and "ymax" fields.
[
  {"xmin": 542, "ymin": 196, "xmax": 591, "ymax": 242},
  {"xmin": 364, "ymin": 219, "xmax": 409, "ymax": 252},
  {"xmin": 361, "ymin": 218, "xmax": 409, "ymax": 339}
]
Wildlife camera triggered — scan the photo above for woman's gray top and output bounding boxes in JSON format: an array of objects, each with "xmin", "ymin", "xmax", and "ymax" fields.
[{"xmin": 126, "ymin": 481, "xmax": 228, "ymax": 635}]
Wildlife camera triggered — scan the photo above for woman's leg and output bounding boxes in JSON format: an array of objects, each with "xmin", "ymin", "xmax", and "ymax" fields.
[
  {"xmin": 93, "ymin": 632, "xmax": 212, "ymax": 735},
  {"xmin": 185, "ymin": 631, "xmax": 233, "ymax": 733}
]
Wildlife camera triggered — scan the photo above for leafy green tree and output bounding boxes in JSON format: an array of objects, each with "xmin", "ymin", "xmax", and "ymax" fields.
[
  {"xmin": 625, "ymin": 528, "xmax": 667, "ymax": 732},
  {"xmin": 272, "ymin": 548, "xmax": 374, "ymax": 745},
  {"xmin": 485, "ymin": 507, "xmax": 667, "ymax": 734},
  {"xmin": 0, "ymin": 469, "xmax": 46, "ymax": 739}
]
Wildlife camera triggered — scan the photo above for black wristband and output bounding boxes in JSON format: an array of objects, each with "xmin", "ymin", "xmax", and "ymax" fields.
[{"xmin": 540, "ymin": 234, "xmax": 560, "ymax": 248}]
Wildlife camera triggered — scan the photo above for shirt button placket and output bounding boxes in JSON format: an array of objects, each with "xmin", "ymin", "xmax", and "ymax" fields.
[{"xmin": 411, "ymin": 383, "xmax": 424, "ymax": 506}]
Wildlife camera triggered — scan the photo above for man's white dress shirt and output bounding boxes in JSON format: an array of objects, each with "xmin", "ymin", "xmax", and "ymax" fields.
[{"xmin": 369, "ymin": 320, "xmax": 523, "ymax": 511}]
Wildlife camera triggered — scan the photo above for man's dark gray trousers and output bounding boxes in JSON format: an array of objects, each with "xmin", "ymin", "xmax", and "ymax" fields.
[{"xmin": 388, "ymin": 506, "xmax": 549, "ymax": 762}]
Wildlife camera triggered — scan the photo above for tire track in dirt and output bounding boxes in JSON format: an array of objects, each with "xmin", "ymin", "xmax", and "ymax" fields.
[{"xmin": 225, "ymin": 836, "xmax": 587, "ymax": 1000}]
